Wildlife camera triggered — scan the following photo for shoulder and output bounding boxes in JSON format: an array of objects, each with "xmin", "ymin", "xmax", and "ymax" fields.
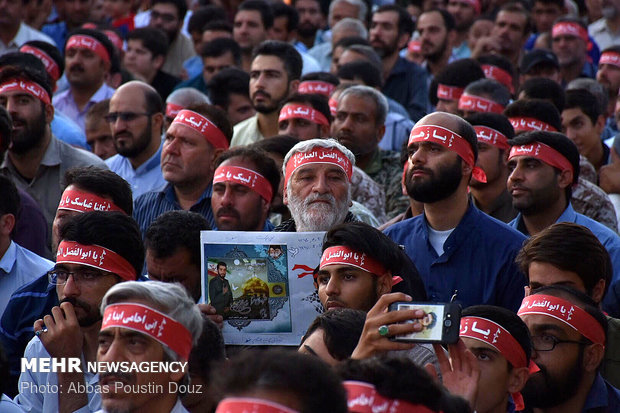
[
  {"xmin": 15, "ymin": 244, "xmax": 54, "ymax": 272},
  {"xmin": 134, "ymin": 190, "xmax": 165, "ymax": 208},
  {"xmin": 384, "ymin": 216, "xmax": 423, "ymax": 238},
  {"xmin": 469, "ymin": 209, "xmax": 527, "ymax": 244},
  {"xmin": 105, "ymin": 154, "xmax": 124, "ymax": 169},
  {"xmin": 56, "ymin": 140, "xmax": 107, "ymax": 167}
]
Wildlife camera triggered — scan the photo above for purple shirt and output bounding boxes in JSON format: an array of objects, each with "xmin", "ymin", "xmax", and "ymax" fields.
[{"xmin": 52, "ymin": 82, "xmax": 115, "ymax": 131}]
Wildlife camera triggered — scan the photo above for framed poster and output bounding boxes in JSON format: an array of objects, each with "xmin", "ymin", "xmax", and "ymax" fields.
[{"xmin": 200, "ymin": 231, "xmax": 325, "ymax": 345}]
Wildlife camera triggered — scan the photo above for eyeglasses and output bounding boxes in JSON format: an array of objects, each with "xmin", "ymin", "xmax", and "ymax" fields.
[
  {"xmin": 104, "ymin": 112, "xmax": 151, "ymax": 123},
  {"xmin": 150, "ymin": 10, "xmax": 177, "ymax": 23},
  {"xmin": 48, "ymin": 268, "xmax": 110, "ymax": 286},
  {"xmin": 530, "ymin": 334, "xmax": 588, "ymax": 352}
]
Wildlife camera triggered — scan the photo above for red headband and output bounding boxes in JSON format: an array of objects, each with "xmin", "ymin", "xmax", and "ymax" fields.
[
  {"xmin": 518, "ymin": 294, "xmax": 605, "ymax": 346},
  {"xmin": 482, "ymin": 65, "xmax": 514, "ymax": 94},
  {"xmin": 298, "ymin": 81, "xmax": 335, "ymax": 97},
  {"xmin": 460, "ymin": 316, "xmax": 537, "ymax": 411},
  {"xmin": 215, "ymin": 398, "xmax": 298, "ymax": 413},
  {"xmin": 56, "ymin": 240, "xmax": 136, "ymax": 281},
  {"xmin": 508, "ymin": 141, "xmax": 573, "ymax": 174},
  {"xmin": 101, "ymin": 303, "xmax": 193, "ymax": 360},
  {"xmin": 458, "ymin": 93, "xmax": 505, "ymax": 114},
  {"xmin": 284, "ymin": 146, "xmax": 353, "ymax": 187},
  {"xmin": 509, "ymin": 117, "xmax": 557, "ymax": 133},
  {"xmin": 408, "ymin": 124, "xmax": 487, "ymax": 183},
  {"xmin": 552, "ymin": 22, "xmax": 589, "ymax": 43},
  {"xmin": 279, "ymin": 103, "xmax": 329, "ymax": 126},
  {"xmin": 437, "ymin": 84, "xmax": 464, "ymax": 101},
  {"xmin": 58, "ymin": 188, "xmax": 125, "ymax": 214},
  {"xmin": 344, "ymin": 381, "xmax": 436, "ymax": 413},
  {"xmin": 172, "ymin": 109, "xmax": 229, "ymax": 149},
  {"xmin": 328, "ymin": 97, "xmax": 338, "ymax": 117},
  {"xmin": 166, "ymin": 102, "xmax": 184, "ymax": 118},
  {"xmin": 66, "ymin": 35, "xmax": 111, "ymax": 63},
  {"xmin": 213, "ymin": 165, "xmax": 273, "ymax": 201},
  {"xmin": 599, "ymin": 51, "xmax": 620, "ymax": 68},
  {"xmin": 408, "ymin": 40, "xmax": 421, "ymax": 53},
  {"xmin": 474, "ymin": 126, "xmax": 510, "ymax": 150},
  {"xmin": 103, "ymin": 30, "xmax": 123, "ymax": 52},
  {"xmin": 19, "ymin": 45, "xmax": 61, "ymax": 81},
  {"xmin": 0, "ymin": 79, "xmax": 50, "ymax": 105},
  {"xmin": 320, "ymin": 246, "xmax": 385, "ymax": 275}
]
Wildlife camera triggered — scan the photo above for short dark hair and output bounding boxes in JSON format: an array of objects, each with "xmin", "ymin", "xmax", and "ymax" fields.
[
  {"xmin": 333, "ymin": 36, "xmax": 371, "ymax": 50},
  {"xmin": 301, "ymin": 308, "xmax": 366, "ymax": 360},
  {"xmin": 214, "ymin": 147, "xmax": 281, "ymax": 201},
  {"xmin": 534, "ymin": 0, "xmax": 564, "ymax": 8},
  {"xmin": 59, "ymin": 212, "xmax": 145, "ymax": 278},
  {"xmin": 564, "ymin": 89, "xmax": 602, "ymax": 125},
  {"xmin": 200, "ymin": 37, "xmax": 241, "ymax": 66},
  {"xmin": 464, "ymin": 79, "xmax": 511, "ymax": 107},
  {"xmin": 338, "ymin": 60, "xmax": 382, "ymax": 88},
  {"xmin": 504, "ymin": 98, "xmax": 562, "ymax": 132},
  {"xmin": 238, "ymin": 0, "xmax": 274, "ymax": 29},
  {"xmin": 422, "ymin": 8, "xmax": 456, "ymax": 32},
  {"xmin": 431, "ymin": 59, "xmax": 485, "ymax": 106},
  {"xmin": 508, "ymin": 130, "xmax": 580, "ymax": 184},
  {"xmin": 0, "ymin": 105, "xmax": 11, "ymax": 154},
  {"xmin": 213, "ymin": 349, "xmax": 348, "ymax": 413},
  {"xmin": 21, "ymin": 40, "xmax": 65, "ymax": 77},
  {"xmin": 251, "ymin": 135, "xmax": 300, "ymax": 158},
  {"xmin": 462, "ymin": 305, "xmax": 532, "ymax": 367},
  {"xmin": 152, "ymin": 0, "xmax": 187, "ymax": 21},
  {"xmin": 127, "ymin": 27, "xmax": 169, "ymax": 58},
  {"xmin": 217, "ymin": 261, "xmax": 227, "ymax": 269},
  {"xmin": 65, "ymin": 28, "xmax": 118, "ymax": 69},
  {"xmin": 208, "ymin": 68, "xmax": 250, "ymax": 109},
  {"xmin": 529, "ymin": 285, "xmax": 608, "ymax": 344},
  {"xmin": 253, "ymin": 40, "xmax": 303, "ymax": 81},
  {"xmin": 202, "ymin": 20, "xmax": 233, "ymax": 33},
  {"xmin": 465, "ymin": 112, "xmax": 515, "ymax": 142},
  {"xmin": 337, "ymin": 355, "xmax": 471, "ymax": 413},
  {"xmin": 322, "ymin": 222, "xmax": 427, "ymax": 301},
  {"xmin": 282, "ymin": 93, "xmax": 332, "ymax": 124},
  {"xmin": 271, "ymin": 2, "xmax": 299, "ymax": 32},
  {"xmin": 185, "ymin": 103, "xmax": 233, "ymax": 145},
  {"xmin": 516, "ymin": 222, "xmax": 611, "ymax": 301},
  {"xmin": 518, "ymin": 78, "xmax": 565, "ymax": 112},
  {"xmin": 374, "ymin": 4, "xmax": 414, "ymax": 35},
  {"xmin": 187, "ymin": 5, "xmax": 227, "ymax": 34},
  {"xmin": 300, "ymin": 71, "xmax": 340, "ymax": 86},
  {"xmin": 0, "ymin": 175, "xmax": 20, "ymax": 217},
  {"xmin": 140, "ymin": 82, "xmax": 165, "ymax": 115},
  {"xmin": 145, "ymin": 211, "xmax": 210, "ymax": 269},
  {"xmin": 64, "ymin": 166, "xmax": 134, "ymax": 215}
]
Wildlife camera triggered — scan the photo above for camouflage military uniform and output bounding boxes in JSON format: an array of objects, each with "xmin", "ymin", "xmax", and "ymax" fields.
[
  {"xmin": 364, "ymin": 149, "xmax": 409, "ymax": 219},
  {"xmin": 579, "ymin": 154, "xmax": 598, "ymax": 184},
  {"xmin": 572, "ymin": 177, "xmax": 618, "ymax": 232},
  {"xmin": 351, "ymin": 166, "xmax": 387, "ymax": 224}
]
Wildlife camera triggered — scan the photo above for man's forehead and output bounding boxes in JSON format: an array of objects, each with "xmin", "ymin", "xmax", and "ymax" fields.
[
  {"xmin": 236, "ymin": 9, "xmax": 262, "ymax": 23},
  {"xmin": 221, "ymin": 156, "xmax": 258, "ymax": 171},
  {"xmin": 372, "ymin": 10, "xmax": 398, "ymax": 22},
  {"xmin": 251, "ymin": 55, "xmax": 286, "ymax": 72},
  {"xmin": 167, "ymin": 122, "xmax": 205, "ymax": 142}
]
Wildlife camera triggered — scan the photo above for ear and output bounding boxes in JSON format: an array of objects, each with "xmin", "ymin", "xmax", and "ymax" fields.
[
  {"xmin": 260, "ymin": 197, "xmax": 271, "ymax": 219},
  {"xmin": 582, "ymin": 343, "xmax": 605, "ymax": 373},
  {"xmin": 524, "ymin": 285, "xmax": 531, "ymax": 296},
  {"xmin": 377, "ymin": 271, "xmax": 393, "ymax": 296},
  {"xmin": 507, "ymin": 366, "xmax": 530, "ymax": 393},
  {"xmin": 320, "ymin": 124, "xmax": 330, "ymax": 138},
  {"xmin": 595, "ymin": 115, "xmax": 606, "ymax": 136},
  {"xmin": 591, "ymin": 278, "xmax": 606, "ymax": 306},
  {"xmin": 283, "ymin": 183, "xmax": 289, "ymax": 206},
  {"xmin": 462, "ymin": 158, "xmax": 474, "ymax": 176},
  {"xmin": 152, "ymin": 112, "xmax": 165, "ymax": 135},
  {"xmin": 447, "ymin": 30, "xmax": 457, "ymax": 49},
  {"xmin": 289, "ymin": 79, "xmax": 300, "ymax": 96},
  {"xmin": 169, "ymin": 365, "xmax": 186, "ymax": 384},
  {"xmin": 557, "ymin": 168, "xmax": 573, "ymax": 190},
  {"xmin": 376, "ymin": 124, "xmax": 386, "ymax": 143},
  {"xmin": 44, "ymin": 103, "xmax": 55, "ymax": 124},
  {"xmin": 0, "ymin": 213, "xmax": 15, "ymax": 237},
  {"xmin": 153, "ymin": 54, "xmax": 165, "ymax": 71},
  {"xmin": 397, "ymin": 32, "xmax": 410, "ymax": 50}
]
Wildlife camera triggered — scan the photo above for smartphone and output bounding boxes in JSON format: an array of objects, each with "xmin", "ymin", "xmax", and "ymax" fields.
[{"xmin": 387, "ymin": 302, "xmax": 461, "ymax": 344}]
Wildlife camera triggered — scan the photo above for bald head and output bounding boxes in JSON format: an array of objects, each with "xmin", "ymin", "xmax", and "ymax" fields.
[
  {"xmin": 167, "ymin": 87, "xmax": 211, "ymax": 107},
  {"xmin": 112, "ymin": 81, "xmax": 164, "ymax": 115},
  {"xmin": 414, "ymin": 112, "xmax": 478, "ymax": 161}
]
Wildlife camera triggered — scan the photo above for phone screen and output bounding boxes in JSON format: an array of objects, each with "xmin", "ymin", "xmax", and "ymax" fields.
[{"xmin": 393, "ymin": 303, "xmax": 446, "ymax": 341}]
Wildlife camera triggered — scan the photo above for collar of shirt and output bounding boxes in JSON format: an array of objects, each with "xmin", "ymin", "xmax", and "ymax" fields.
[
  {"xmin": 0, "ymin": 241, "xmax": 17, "ymax": 274},
  {"xmin": 583, "ymin": 373, "xmax": 613, "ymax": 411},
  {"xmin": 122, "ymin": 141, "xmax": 163, "ymax": 175},
  {"xmin": 421, "ymin": 201, "xmax": 479, "ymax": 259},
  {"xmin": 163, "ymin": 182, "xmax": 213, "ymax": 208},
  {"xmin": 364, "ymin": 148, "xmax": 384, "ymax": 176}
]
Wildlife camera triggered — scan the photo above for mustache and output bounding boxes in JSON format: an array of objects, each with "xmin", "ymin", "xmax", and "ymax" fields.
[
  {"xmin": 216, "ymin": 207, "xmax": 240, "ymax": 218},
  {"xmin": 68, "ymin": 64, "xmax": 85, "ymax": 73},
  {"xmin": 304, "ymin": 193, "xmax": 335, "ymax": 207},
  {"xmin": 60, "ymin": 297, "xmax": 92, "ymax": 313},
  {"xmin": 252, "ymin": 91, "xmax": 271, "ymax": 100}
]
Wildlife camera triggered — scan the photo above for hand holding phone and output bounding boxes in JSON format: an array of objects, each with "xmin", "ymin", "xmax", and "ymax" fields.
[{"xmin": 388, "ymin": 302, "xmax": 461, "ymax": 344}]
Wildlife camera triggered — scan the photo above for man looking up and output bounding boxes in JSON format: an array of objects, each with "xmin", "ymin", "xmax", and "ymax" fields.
[
  {"xmin": 14, "ymin": 211, "xmax": 144, "ymax": 412},
  {"xmin": 385, "ymin": 112, "xmax": 527, "ymax": 311},
  {"xmin": 134, "ymin": 103, "xmax": 232, "ymax": 234},
  {"xmin": 231, "ymin": 40, "xmax": 302, "ymax": 146},
  {"xmin": 105, "ymin": 81, "xmax": 167, "ymax": 199},
  {"xmin": 0, "ymin": 64, "xmax": 106, "ymax": 235},
  {"xmin": 212, "ymin": 146, "xmax": 280, "ymax": 231},
  {"xmin": 506, "ymin": 131, "xmax": 620, "ymax": 317},
  {"xmin": 98, "ymin": 281, "xmax": 203, "ymax": 413},
  {"xmin": 518, "ymin": 286, "xmax": 620, "ymax": 412},
  {"xmin": 53, "ymin": 29, "xmax": 117, "ymax": 131},
  {"xmin": 275, "ymin": 138, "xmax": 355, "ymax": 232},
  {"xmin": 370, "ymin": 5, "xmax": 428, "ymax": 121}
]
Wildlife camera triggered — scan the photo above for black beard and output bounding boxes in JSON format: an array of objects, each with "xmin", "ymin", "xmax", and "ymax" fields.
[
  {"xmin": 297, "ymin": 24, "xmax": 318, "ymax": 38},
  {"xmin": 406, "ymin": 158, "xmax": 463, "ymax": 203},
  {"xmin": 10, "ymin": 110, "xmax": 46, "ymax": 154},
  {"xmin": 115, "ymin": 117, "xmax": 152, "ymax": 158}
]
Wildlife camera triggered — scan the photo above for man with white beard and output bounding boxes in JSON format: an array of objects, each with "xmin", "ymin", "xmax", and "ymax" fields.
[{"xmin": 274, "ymin": 138, "xmax": 356, "ymax": 231}]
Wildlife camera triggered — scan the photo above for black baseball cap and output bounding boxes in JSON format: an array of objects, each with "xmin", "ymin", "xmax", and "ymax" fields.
[{"xmin": 520, "ymin": 49, "xmax": 560, "ymax": 74}]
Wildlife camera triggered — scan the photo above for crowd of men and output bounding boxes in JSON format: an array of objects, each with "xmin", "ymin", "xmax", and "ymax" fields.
[{"xmin": 1, "ymin": 0, "xmax": 620, "ymax": 411}]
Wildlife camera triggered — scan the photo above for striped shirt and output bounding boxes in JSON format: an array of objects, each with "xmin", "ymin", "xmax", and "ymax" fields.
[{"xmin": 133, "ymin": 183, "xmax": 215, "ymax": 237}]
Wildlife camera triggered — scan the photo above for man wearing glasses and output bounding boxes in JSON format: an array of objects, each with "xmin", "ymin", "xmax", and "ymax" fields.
[
  {"xmin": 518, "ymin": 285, "xmax": 620, "ymax": 412},
  {"xmin": 14, "ymin": 211, "xmax": 145, "ymax": 413},
  {"xmin": 105, "ymin": 81, "xmax": 167, "ymax": 199}
]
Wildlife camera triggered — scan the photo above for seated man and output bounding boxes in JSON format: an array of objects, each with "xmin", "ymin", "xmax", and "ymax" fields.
[
  {"xmin": 518, "ymin": 285, "xmax": 620, "ymax": 412},
  {"xmin": 97, "ymin": 281, "xmax": 203, "ymax": 413}
]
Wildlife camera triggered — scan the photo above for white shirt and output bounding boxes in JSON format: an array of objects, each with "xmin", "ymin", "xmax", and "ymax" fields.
[{"xmin": 0, "ymin": 23, "xmax": 55, "ymax": 55}]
